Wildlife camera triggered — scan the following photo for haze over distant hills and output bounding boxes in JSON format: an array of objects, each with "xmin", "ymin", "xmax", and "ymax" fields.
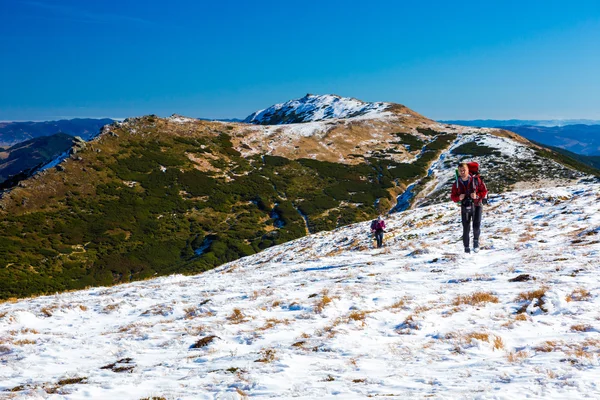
[
  {"xmin": 441, "ymin": 120, "xmax": 600, "ymax": 157},
  {"xmin": 0, "ymin": 118, "xmax": 114, "ymax": 146},
  {"xmin": 0, "ymin": 134, "xmax": 80, "ymax": 187},
  {"xmin": 440, "ymin": 119, "xmax": 600, "ymax": 128}
]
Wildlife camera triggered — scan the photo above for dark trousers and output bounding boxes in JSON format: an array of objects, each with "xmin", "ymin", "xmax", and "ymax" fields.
[
  {"xmin": 461, "ymin": 205, "xmax": 482, "ymax": 249},
  {"xmin": 374, "ymin": 230, "xmax": 384, "ymax": 248}
]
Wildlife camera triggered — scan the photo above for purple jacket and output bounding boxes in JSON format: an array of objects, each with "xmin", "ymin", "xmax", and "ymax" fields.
[{"xmin": 371, "ymin": 220, "xmax": 386, "ymax": 231}]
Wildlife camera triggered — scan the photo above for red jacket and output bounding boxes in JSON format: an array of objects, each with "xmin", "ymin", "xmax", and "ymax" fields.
[
  {"xmin": 371, "ymin": 220, "xmax": 386, "ymax": 231},
  {"xmin": 451, "ymin": 175, "xmax": 488, "ymax": 206}
]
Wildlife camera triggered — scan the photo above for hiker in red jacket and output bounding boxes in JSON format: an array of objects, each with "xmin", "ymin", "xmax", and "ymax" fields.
[
  {"xmin": 370, "ymin": 215, "xmax": 386, "ymax": 248},
  {"xmin": 451, "ymin": 162, "xmax": 488, "ymax": 253}
]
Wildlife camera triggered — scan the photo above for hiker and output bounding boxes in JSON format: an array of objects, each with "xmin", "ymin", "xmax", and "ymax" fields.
[
  {"xmin": 370, "ymin": 215, "xmax": 386, "ymax": 248},
  {"xmin": 451, "ymin": 162, "xmax": 488, "ymax": 253}
]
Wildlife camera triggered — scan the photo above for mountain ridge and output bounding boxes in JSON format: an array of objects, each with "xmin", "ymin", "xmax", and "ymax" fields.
[{"xmin": 0, "ymin": 96, "xmax": 596, "ymax": 299}]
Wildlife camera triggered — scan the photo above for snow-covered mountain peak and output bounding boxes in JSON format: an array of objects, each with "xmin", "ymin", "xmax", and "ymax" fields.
[{"xmin": 244, "ymin": 93, "xmax": 391, "ymax": 125}]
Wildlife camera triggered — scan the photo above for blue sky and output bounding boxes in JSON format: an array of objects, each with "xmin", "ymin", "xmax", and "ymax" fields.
[{"xmin": 1, "ymin": 0, "xmax": 600, "ymax": 121}]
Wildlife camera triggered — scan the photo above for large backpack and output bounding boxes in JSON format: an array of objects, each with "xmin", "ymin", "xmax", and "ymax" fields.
[{"xmin": 467, "ymin": 162, "xmax": 488, "ymax": 205}]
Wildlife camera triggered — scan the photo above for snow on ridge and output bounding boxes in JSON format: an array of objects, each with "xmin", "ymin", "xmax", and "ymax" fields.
[
  {"xmin": 167, "ymin": 114, "xmax": 198, "ymax": 124},
  {"xmin": 244, "ymin": 94, "xmax": 392, "ymax": 125},
  {"xmin": 1, "ymin": 183, "xmax": 600, "ymax": 398}
]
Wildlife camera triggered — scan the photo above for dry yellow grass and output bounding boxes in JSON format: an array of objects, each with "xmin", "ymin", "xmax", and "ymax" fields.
[
  {"xmin": 534, "ymin": 340, "xmax": 563, "ymax": 353},
  {"xmin": 314, "ymin": 290, "xmax": 334, "ymax": 313},
  {"xmin": 255, "ymin": 348, "xmax": 277, "ymax": 363},
  {"xmin": 453, "ymin": 292, "xmax": 499, "ymax": 307},
  {"xmin": 515, "ymin": 287, "xmax": 548, "ymax": 302},
  {"xmin": 517, "ymin": 232, "xmax": 536, "ymax": 243},
  {"xmin": 257, "ymin": 318, "xmax": 290, "ymax": 331},
  {"xmin": 507, "ymin": 350, "xmax": 529, "ymax": 363},
  {"xmin": 570, "ymin": 324, "xmax": 593, "ymax": 332},
  {"xmin": 493, "ymin": 336, "xmax": 505, "ymax": 350},
  {"xmin": 465, "ymin": 332, "xmax": 489, "ymax": 343},
  {"xmin": 566, "ymin": 287, "xmax": 592, "ymax": 302},
  {"xmin": 102, "ymin": 303, "xmax": 121, "ymax": 313},
  {"xmin": 40, "ymin": 305, "xmax": 58, "ymax": 317},
  {"xmin": 388, "ymin": 298, "xmax": 408, "ymax": 310},
  {"xmin": 568, "ymin": 346, "xmax": 594, "ymax": 360},
  {"xmin": 227, "ymin": 308, "xmax": 246, "ymax": 324},
  {"xmin": 13, "ymin": 339, "xmax": 36, "ymax": 346},
  {"xmin": 184, "ymin": 307, "xmax": 199, "ymax": 319},
  {"xmin": 515, "ymin": 314, "xmax": 528, "ymax": 321}
]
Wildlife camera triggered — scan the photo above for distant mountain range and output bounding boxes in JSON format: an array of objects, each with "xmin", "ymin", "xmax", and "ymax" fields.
[
  {"xmin": 441, "ymin": 120, "xmax": 600, "ymax": 156},
  {"xmin": 440, "ymin": 119, "xmax": 600, "ymax": 127},
  {"xmin": 0, "ymin": 134, "xmax": 78, "ymax": 187},
  {"xmin": 0, "ymin": 118, "xmax": 114, "ymax": 146}
]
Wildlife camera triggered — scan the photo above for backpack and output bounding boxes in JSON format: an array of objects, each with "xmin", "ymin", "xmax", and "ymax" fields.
[{"xmin": 456, "ymin": 162, "xmax": 488, "ymax": 205}]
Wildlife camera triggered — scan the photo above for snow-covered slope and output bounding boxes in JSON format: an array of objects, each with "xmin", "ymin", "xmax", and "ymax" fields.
[
  {"xmin": 2, "ymin": 184, "xmax": 600, "ymax": 398},
  {"xmin": 244, "ymin": 94, "xmax": 391, "ymax": 125}
]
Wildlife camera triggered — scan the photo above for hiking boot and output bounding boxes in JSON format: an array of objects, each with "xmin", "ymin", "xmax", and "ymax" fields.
[{"xmin": 464, "ymin": 247, "xmax": 470, "ymax": 254}]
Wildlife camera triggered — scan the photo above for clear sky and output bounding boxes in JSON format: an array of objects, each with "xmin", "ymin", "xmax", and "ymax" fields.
[{"xmin": 1, "ymin": 0, "xmax": 600, "ymax": 121}]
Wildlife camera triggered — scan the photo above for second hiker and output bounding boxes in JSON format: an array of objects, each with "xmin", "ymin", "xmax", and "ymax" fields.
[
  {"xmin": 370, "ymin": 215, "xmax": 386, "ymax": 248},
  {"xmin": 450, "ymin": 162, "xmax": 488, "ymax": 253}
]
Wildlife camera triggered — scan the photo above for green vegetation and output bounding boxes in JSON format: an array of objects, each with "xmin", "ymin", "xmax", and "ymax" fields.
[
  {"xmin": 392, "ymin": 132, "xmax": 425, "ymax": 150},
  {"xmin": 451, "ymin": 142, "xmax": 501, "ymax": 157},
  {"xmin": 0, "ymin": 120, "xmax": 456, "ymax": 299}
]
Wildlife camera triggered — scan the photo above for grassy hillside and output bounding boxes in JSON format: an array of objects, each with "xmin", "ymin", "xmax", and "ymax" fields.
[{"xmin": 0, "ymin": 117, "xmax": 455, "ymax": 299}]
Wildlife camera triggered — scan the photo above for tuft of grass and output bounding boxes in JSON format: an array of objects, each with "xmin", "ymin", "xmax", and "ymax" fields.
[
  {"xmin": 566, "ymin": 287, "xmax": 592, "ymax": 302},
  {"xmin": 100, "ymin": 358, "xmax": 135, "ymax": 373},
  {"xmin": 388, "ymin": 298, "xmax": 408, "ymax": 310},
  {"xmin": 515, "ymin": 287, "xmax": 548, "ymax": 302},
  {"xmin": 255, "ymin": 348, "xmax": 277, "ymax": 363},
  {"xmin": 314, "ymin": 290, "xmax": 333, "ymax": 313},
  {"xmin": 453, "ymin": 292, "xmax": 499, "ymax": 307},
  {"xmin": 571, "ymin": 324, "xmax": 593, "ymax": 332},
  {"xmin": 183, "ymin": 307, "xmax": 199, "ymax": 319},
  {"xmin": 348, "ymin": 311, "xmax": 367, "ymax": 323},
  {"xmin": 515, "ymin": 314, "xmax": 528, "ymax": 321},
  {"xmin": 13, "ymin": 339, "xmax": 36, "ymax": 346},
  {"xmin": 465, "ymin": 332, "xmax": 489, "ymax": 343},
  {"xmin": 257, "ymin": 318, "xmax": 290, "ymax": 331},
  {"xmin": 40, "ymin": 306, "xmax": 57, "ymax": 317},
  {"xmin": 507, "ymin": 350, "xmax": 529, "ymax": 363},
  {"xmin": 493, "ymin": 336, "xmax": 505, "ymax": 350},
  {"xmin": 191, "ymin": 335, "xmax": 218, "ymax": 349},
  {"xmin": 102, "ymin": 303, "xmax": 121, "ymax": 313},
  {"xmin": 227, "ymin": 308, "xmax": 246, "ymax": 324},
  {"xmin": 56, "ymin": 377, "xmax": 87, "ymax": 386},
  {"xmin": 534, "ymin": 340, "xmax": 563, "ymax": 353}
]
